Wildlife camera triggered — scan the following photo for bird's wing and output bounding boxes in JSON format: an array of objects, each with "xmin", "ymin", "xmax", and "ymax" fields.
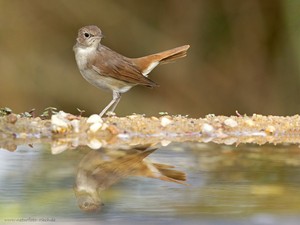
[{"xmin": 89, "ymin": 45, "xmax": 158, "ymax": 88}]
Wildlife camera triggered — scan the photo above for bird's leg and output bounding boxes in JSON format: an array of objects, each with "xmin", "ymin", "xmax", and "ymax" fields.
[
  {"xmin": 99, "ymin": 91, "xmax": 121, "ymax": 117},
  {"xmin": 110, "ymin": 92, "xmax": 122, "ymax": 113}
]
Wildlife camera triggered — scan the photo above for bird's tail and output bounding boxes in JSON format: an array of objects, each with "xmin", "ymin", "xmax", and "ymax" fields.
[
  {"xmin": 151, "ymin": 162, "xmax": 187, "ymax": 185},
  {"xmin": 132, "ymin": 45, "xmax": 190, "ymax": 76}
]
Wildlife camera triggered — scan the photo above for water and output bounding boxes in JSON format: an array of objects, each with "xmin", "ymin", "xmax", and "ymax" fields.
[{"xmin": 1, "ymin": 142, "xmax": 300, "ymax": 225}]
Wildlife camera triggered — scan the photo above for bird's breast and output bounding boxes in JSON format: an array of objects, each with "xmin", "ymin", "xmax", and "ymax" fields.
[{"xmin": 74, "ymin": 46, "xmax": 96, "ymax": 70}]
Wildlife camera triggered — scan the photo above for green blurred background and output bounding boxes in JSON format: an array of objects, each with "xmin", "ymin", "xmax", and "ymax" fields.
[{"xmin": 0, "ymin": 0, "xmax": 300, "ymax": 117}]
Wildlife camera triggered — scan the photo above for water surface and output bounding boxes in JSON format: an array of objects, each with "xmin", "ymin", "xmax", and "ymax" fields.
[{"xmin": 1, "ymin": 142, "xmax": 300, "ymax": 225}]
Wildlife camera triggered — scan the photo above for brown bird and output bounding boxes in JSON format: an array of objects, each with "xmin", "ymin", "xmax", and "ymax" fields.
[
  {"xmin": 74, "ymin": 147, "xmax": 187, "ymax": 212},
  {"xmin": 73, "ymin": 25, "xmax": 190, "ymax": 117}
]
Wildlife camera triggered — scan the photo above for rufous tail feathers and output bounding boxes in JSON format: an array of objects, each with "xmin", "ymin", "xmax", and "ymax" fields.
[
  {"xmin": 150, "ymin": 162, "xmax": 187, "ymax": 185},
  {"xmin": 132, "ymin": 45, "xmax": 190, "ymax": 76}
]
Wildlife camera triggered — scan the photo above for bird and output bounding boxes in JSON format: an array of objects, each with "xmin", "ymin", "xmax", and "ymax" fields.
[
  {"xmin": 73, "ymin": 25, "xmax": 190, "ymax": 117},
  {"xmin": 74, "ymin": 146, "xmax": 186, "ymax": 212}
]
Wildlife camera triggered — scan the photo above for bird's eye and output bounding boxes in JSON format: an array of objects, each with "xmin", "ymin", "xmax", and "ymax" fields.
[{"xmin": 84, "ymin": 32, "xmax": 90, "ymax": 38}]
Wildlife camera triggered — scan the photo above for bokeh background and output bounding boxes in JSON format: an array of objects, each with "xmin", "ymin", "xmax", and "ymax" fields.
[{"xmin": 0, "ymin": 0, "xmax": 300, "ymax": 117}]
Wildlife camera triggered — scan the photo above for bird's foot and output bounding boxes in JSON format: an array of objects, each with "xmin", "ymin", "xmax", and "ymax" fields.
[{"xmin": 105, "ymin": 111, "xmax": 116, "ymax": 117}]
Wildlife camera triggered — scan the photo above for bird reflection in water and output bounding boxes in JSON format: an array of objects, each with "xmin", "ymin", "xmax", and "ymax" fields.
[{"xmin": 74, "ymin": 146, "xmax": 186, "ymax": 212}]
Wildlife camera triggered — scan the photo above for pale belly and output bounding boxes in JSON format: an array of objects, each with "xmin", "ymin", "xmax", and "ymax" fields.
[{"xmin": 79, "ymin": 69, "xmax": 134, "ymax": 93}]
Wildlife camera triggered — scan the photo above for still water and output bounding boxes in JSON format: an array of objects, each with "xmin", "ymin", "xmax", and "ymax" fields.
[{"xmin": 1, "ymin": 142, "xmax": 300, "ymax": 225}]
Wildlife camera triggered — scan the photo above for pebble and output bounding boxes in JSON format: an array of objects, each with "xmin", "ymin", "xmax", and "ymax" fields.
[
  {"xmin": 6, "ymin": 114, "xmax": 18, "ymax": 124},
  {"xmin": 245, "ymin": 119, "xmax": 255, "ymax": 127},
  {"xmin": 265, "ymin": 125, "xmax": 276, "ymax": 134},
  {"xmin": 51, "ymin": 111, "xmax": 70, "ymax": 133},
  {"xmin": 89, "ymin": 122, "xmax": 102, "ymax": 133},
  {"xmin": 51, "ymin": 114, "xmax": 68, "ymax": 128},
  {"xmin": 161, "ymin": 117, "xmax": 172, "ymax": 127},
  {"xmin": 224, "ymin": 137, "xmax": 237, "ymax": 145},
  {"xmin": 87, "ymin": 139, "xmax": 102, "ymax": 149},
  {"xmin": 224, "ymin": 118, "xmax": 238, "ymax": 127},
  {"xmin": 101, "ymin": 123, "xmax": 109, "ymax": 130},
  {"xmin": 128, "ymin": 114, "xmax": 140, "ymax": 119},
  {"xmin": 51, "ymin": 144, "xmax": 68, "ymax": 155},
  {"xmin": 87, "ymin": 114, "xmax": 102, "ymax": 124},
  {"xmin": 70, "ymin": 119, "xmax": 80, "ymax": 133},
  {"xmin": 202, "ymin": 123, "xmax": 214, "ymax": 134},
  {"xmin": 161, "ymin": 140, "xmax": 171, "ymax": 146}
]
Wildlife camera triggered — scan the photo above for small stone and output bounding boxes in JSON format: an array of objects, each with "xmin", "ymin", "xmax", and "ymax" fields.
[
  {"xmin": 51, "ymin": 113, "xmax": 70, "ymax": 133},
  {"xmin": 203, "ymin": 136, "xmax": 214, "ymax": 143},
  {"xmin": 161, "ymin": 117, "xmax": 172, "ymax": 127},
  {"xmin": 265, "ymin": 125, "xmax": 276, "ymax": 134},
  {"xmin": 151, "ymin": 116, "xmax": 159, "ymax": 121},
  {"xmin": 57, "ymin": 110, "xmax": 68, "ymax": 118},
  {"xmin": 17, "ymin": 133, "xmax": 27, "ymax": 139},
  {"xmin": 245, "ymin": 119, "xmax": 255, "ymax": 127},
  {"xmin": 224, "ymin": 118, "xmax": 238, "ymax": 127},
  {"xmin": 128, "ymin": 114, "xmax": 139, "ymax": 119},
  {"xmin": 51, "ymin": 144, "xmax": 68, "ymax": 154},
  {"xmin": 101, "ymin": 122, "xmax": 109, "ymax": 130},
  {"xmin": 89, "ymin": 122, "xmax": 102, "ymax": 133},
  {"xmin": 6, "ymin": 114, "xmax": 18, "ymax": 124},
  {"xmin": 71, "ymin": 138, "xmax": 79, "ymax": 148},
  {"xmin": 51, "ymin": 114, "xmax": 68, "ymax": 128},
  {"xmin": 87, "ymin": 139, "xmax": 102, "ymax": 149},
  {"xmin": 224, "ymin": 138, "xmax": 237, "ymax": 145},
  {"xmin": 70, "ymin": 119, "xmax": 80, "ymax": 133},
  {"xmin": 161, "ymin": 140, "xmax": 171, "ymax": 146},
  {"xmin": 87, "ymin": 114, "xmax": 102, "ymax": 124},
  {"xmin": 107, "ymin": 125, "xmax": 119, "ymax": 135},
  {"xmin": 206, "ymin": 114, "xmax": 215, "ymax": 119},
  {"xmin": 202, "ymin": 123, "xmax": 214, "ymax": 134}
]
